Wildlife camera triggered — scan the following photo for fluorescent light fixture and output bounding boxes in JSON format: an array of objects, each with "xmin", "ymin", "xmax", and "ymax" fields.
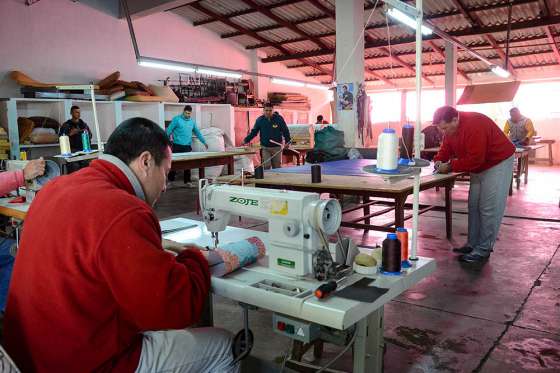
[
  {"xmin": 137, "ymin": 57, "xmax": 195, "ymax": 73},
  {"xmin": 491, "ymin": 65, "xmax": 511, "ymax": 78},
  {"xmin": 271, "ymin": 78, "xmax": 305, "ymax": 87},
  {"xmin": 387, "ymin": 8, "xmax": 432, "ymax": 36},
  {"xmin": 305, "ymin": 83, "xmax": 329, "ymax": 90},
  {"xmin": 197, "ymin": 68, "xmax": 242, "ymax": 79}
]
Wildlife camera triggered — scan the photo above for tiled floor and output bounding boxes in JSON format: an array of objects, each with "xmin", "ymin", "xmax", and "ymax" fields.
[{"xmin": 155, "ymin": 165, "xmax": 560, "ymax": 372}]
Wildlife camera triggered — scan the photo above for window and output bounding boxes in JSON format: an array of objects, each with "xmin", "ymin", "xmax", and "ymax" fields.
[{"xmin": 368, "ymin": 91, "xmax": 401, "ymax": 123}]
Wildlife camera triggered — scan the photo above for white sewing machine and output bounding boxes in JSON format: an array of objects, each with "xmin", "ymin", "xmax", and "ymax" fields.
[
  {"xmin": 4, "ymin": 159, "xmax": 61, "ymax": 199},
  {"xmin": 199, "ymin": 179, "xmax": 343, "ymax": 278}
]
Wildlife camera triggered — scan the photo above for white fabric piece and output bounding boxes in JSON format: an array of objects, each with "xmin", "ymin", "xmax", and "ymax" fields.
[{"xmin": 191, "ymin": 127, "xmax": 226, "ymax": 179}]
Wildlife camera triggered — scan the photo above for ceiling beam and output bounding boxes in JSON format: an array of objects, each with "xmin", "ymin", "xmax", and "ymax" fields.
[
  {"xmin": 223, "ymin": 14, "xmax": 330, "ymax": 39},
  {"xmin": 451, "ymin": 0, "xmax": 517, "ymax": 76},
  {"xmin": 428, "ymin": 41, "xmax": 471, "ymax": 81},
  {"xmin": 182, "ymin": 0, "xmax": 305, "ymax": 25},
  {"xmin": 307, "ymin": 0, "xmax": 335, "ymax": 18},
  {"xmin": 236, "ymin": 0, "xmax": 537, "ymax": 47},
  {"xmin": 366, "ymin": 70, "xmax": 397, "ymax": 87},
  {"xmin": 545, "ymin": 26, "xmax": 560, "ymax": 64},
  {"xmin": 378, "ymin": 47, "xmax": 435, "ymax": 84},
  {"xmin": 261, "ymin": 15, "xmax": 560, "ymax": 62},
  {"xmin": 188, "ymin": 2, "xmax": 331, "ymax": 77},
  {"xmin": 238, "ymin": 0, "xmax": 330, "ymax": 50}
]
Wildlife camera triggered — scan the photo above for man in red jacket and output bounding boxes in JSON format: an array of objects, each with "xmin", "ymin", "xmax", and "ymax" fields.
[
  {"xmin": 4, "ymin": 118, "xmax": 239, "ymax": 372},
  {"xmin": 433, "ymin": 106, "xmax": 515, "ymax": 266}
]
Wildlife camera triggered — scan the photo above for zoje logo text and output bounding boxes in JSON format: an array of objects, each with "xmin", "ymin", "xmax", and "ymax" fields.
[{"xmin": 229, "ymin": 196, "xmax": 259, "ymax": 206}]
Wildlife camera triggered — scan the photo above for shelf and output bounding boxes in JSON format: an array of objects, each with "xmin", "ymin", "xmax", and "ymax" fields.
[{"xmin": 20, "ymin": 143, "xmax": 59, "ymax": 148}]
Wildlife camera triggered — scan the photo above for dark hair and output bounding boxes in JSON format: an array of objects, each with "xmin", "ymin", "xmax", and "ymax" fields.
[
  {"xmin": 264, "ymin": 102, "xmax": 273, "ymax": 109},
  {"xmin": 433, "ymin": 106, "xmax": 459, "ymax": 125},
  {"xmin": 70, "ymin": 105, "xmax": 80, "ymax": 113},
  {"xmin": 183, "ymin": 105, "xmax": 192, "ymax": 112},
  {"xmin": 317, "ymin": 115, "xmax": 324, "ymax": 121},
  {"xmin": 510, "ymin": 107, "xmax": 519, "ymax": 113},
  {"xmin": 105, "ymin": 117, "xmax": 171, "ymax": 166}
]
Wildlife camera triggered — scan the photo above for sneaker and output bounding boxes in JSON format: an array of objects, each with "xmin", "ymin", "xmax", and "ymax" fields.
[
  {"xmin": 452, "ymin": 245, "xmax": 473, "ymax": 254},
  {"xmin": 458, "ymin": 253, "xmax": 489, "ymax": 264}
]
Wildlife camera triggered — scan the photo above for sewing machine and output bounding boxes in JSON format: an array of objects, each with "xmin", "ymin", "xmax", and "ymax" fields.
[
  {"xmin": 199, "ymin": 179, "xmax": 344, "ymax": 279},
  {"xmin": 164, "ymin": 181, "xmax": 436, "ymax": 372},
  {"xmin": 4, "ymin": 159, "xmax": 60, "ymax": 198}
]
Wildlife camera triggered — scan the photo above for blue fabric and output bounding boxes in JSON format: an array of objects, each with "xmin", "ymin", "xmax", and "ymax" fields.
[
  {"xmin": 0, "ymin": 238, "xmax": 15, "ymax": 312},
  {"xmin": 167, "ymin": 115, "xmax": 206, "ymax": 146},
  {"xmin": 272, "ymin": 159, "xmax": 378, "ymax": 177}
]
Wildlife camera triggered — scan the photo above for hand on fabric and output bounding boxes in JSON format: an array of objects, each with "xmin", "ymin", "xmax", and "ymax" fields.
[
  {"xmin": 436, "ymin": 162, "xmax": 451, "ymax": 174},
  {"xmin": 23, "ymin": 158, "xmax": 46, "ymax": 181}
]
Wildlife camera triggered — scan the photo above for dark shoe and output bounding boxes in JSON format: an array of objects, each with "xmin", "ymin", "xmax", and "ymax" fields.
[
  {"xmin": 452, "ymin": 245, "xmax": 473, "ymax": 254},
  {"xmin": 458, "ymin": 253, "xmax": 489, "ymax": 264}
]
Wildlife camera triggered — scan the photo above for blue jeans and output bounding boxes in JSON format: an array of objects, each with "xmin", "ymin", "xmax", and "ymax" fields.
[
  {"xmin": 467, "ymin": 156, "xmax": 514, "ymax": 257},
  {"xmin": 0, "ymin": 238, "xmax": 15, "ymax": 312}
]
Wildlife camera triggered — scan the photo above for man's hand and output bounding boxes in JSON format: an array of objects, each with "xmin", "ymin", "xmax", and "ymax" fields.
[
  {"xmin": 204, "ymin": 144, "xmax": 209, "ymax": 150},
  {"xmin": 436, "ymin": 162, "xmax": 451, "ymax": 174},
  {"xmin": 23, "ymin": 158, "xmax": 46, "ymax": 181}
]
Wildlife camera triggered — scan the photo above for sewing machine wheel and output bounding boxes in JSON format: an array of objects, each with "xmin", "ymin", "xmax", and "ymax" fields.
[{"xmin": 232, "ymin": 329, "xmax": 254, "ymax": 361}]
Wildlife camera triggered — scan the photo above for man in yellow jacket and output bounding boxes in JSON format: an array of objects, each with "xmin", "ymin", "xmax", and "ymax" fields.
[{"xmin": 503, "ymin": 107, "xmax": 535, "ymax": 146}]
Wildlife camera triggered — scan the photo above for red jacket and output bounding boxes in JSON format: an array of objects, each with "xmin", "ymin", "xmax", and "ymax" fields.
[
  {"xmin": 4, "ymin": 159, "xmax": 210, "ymax": 373},
  {"xmin": 434, "ymin": 111, "xmax": 515, "ymax": 173}
]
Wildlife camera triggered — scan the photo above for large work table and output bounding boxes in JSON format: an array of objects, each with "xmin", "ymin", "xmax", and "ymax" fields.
[
  {"xmin": 218, "ymin": 159, "xmax": 462, "ymax": 239},
  {"xmin": 171, "ymin": 150, "xmax": 255, "ymax": 178}
]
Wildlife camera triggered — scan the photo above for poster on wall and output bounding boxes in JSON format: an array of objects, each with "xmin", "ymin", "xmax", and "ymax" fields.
[{"xmin": 337, "ymin": 83, "xmax": 354, "ymax": 111}]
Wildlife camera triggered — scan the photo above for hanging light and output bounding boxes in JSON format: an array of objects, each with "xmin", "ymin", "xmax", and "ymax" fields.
[
  {"xmin": 271, "ymin": 78, "xmax": 305, "ymax": 87},
  {"xmin": 137, "ymin": 57, "xmax": 196, "ymax": 73},
  {"xmin": 490, "ymin": 65, "xmax": 511, "ymax": 78},
  {"xmin": 387, "ymin": 8, "xmax": 433, "ymax": 36},
  {"xmin": 197, "ymin": 68, "xmax": 242, "ymax": 79}
]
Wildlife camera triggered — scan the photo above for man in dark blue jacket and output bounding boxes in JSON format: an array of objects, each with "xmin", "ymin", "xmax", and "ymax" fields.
[{"xmin": 243, "ymin": 103, "xmax": 291, "ymax": 169}]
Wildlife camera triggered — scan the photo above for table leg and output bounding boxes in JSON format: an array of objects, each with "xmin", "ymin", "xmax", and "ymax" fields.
[
  {"xmin": 516, "ymin": 157, "xmax": 521, "ymax": 189},
  {"xmin": 549, "ymin": 143, "xmax": 553, "ymax": 166},
  {"xmin": 524, "ymin": 154, "xmax": 529, "ymax": 185},
  {"xmin": 445, "ymin": 184, "xmax": 453, "ymax": 239},
  {"xmin": 394, "ymin": 196, "xmax": 406, "ymax": 229},
  {"xmin": 363, "ymin": 196, "xmax": 371, "ymax": 228},
  {"xmin": 353, "ymin": 306, "xmax": 383, "ymax": 373}
]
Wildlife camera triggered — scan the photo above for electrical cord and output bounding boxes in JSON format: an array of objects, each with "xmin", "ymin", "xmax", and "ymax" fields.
[{"xmin": 315, "ymin": 331, "xmax": 357, "ymax": 373}]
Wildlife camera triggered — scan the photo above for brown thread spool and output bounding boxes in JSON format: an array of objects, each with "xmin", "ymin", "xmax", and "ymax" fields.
[
  {"xmin": 311, "ymin": 164, "xmax": 321, "ymax": 183},
  {"xmin": 400, "ymin": 124, "xmax": 414, "ymax": 159},
  {"xmin": 254, "ymin": 166, "xmax": 264, "ymax": 179},
  {"xmin": 382, "ymin": 233, "xmax": 401, "ymax": 274}
]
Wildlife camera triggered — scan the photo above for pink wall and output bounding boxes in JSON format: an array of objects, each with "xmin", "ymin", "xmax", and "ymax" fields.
[{"xmin": 0, "ymin": 0, "xmax": 329, "ymax": 119}]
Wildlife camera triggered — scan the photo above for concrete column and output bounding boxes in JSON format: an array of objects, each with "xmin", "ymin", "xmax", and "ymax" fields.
[
  {"xmin": 336, "ymin": 0, "xmax": 365, "ymax": 147},
  {"xmin": 400, "ymin": 90, "xmax": 407, "ymax": 124},
  {"xmin": 444, "ymin": 41, "xmax": 457, "ymax": 107},
  {"xmin": 249, "ymin": 50, "xmax": 262, "ymax": 100}
]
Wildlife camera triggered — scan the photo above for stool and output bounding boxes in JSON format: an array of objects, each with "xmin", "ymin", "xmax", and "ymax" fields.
[{"xmin": 534, "ymin": 139, "xmax": 555, "ymax": 166}]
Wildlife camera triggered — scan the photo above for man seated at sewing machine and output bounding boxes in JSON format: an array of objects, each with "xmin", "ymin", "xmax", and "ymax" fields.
[
  {"xmin": 4, "ymin": 118, "xmax": 238, "ymax": 373},
  {"xmin": 0, "ymin": 158, "xmax": 45, "ymax": 312},
  {"xmin": 243, "ymin": 102, "xmax": 291, "ymax": 169}
]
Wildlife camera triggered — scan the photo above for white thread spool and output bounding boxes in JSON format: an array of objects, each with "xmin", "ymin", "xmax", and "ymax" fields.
[
  {"xmin": 376, "ymin": 128, "xmax": 399, "ymax": 171},
  {"xmin": 59, "ymin": 135, "xmax": 71, "ymax": 156}
]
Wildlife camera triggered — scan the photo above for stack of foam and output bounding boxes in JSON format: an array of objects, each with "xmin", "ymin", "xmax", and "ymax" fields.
[{"xmin": 267, "ymin": 92, "xmax": 310, "ymax": 110}]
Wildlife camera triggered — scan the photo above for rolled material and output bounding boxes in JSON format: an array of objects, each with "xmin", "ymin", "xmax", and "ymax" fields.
[
  {"xmin": 382, "ymin": 233, "xmax": 401, "ymax": 274},
  {"xmin": 254, "ymin": 166, "xmax": 264, "ymax": 179},
  {"xmin": 59, "ymin": 135, "xmax": 71, "ymax": 156},
  {"xmin": 376, "ymin": 128, "xmax": 399, "ymax": 172},
  {"xmin": 311, "ymin": 164, "xmax": 321, "ymax": 183},
  {"xmin": 200, "ymin": 237, "xmax": 266, "ymax": 277},
  {"xmin": 400, "ymin": 124, "xmax": 414, "ymax": 159}
]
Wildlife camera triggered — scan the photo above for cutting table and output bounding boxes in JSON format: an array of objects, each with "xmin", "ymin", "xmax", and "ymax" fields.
[
  {"xmin": 163, "ymin": 217, "xmax": 436, "ymax": 372},
  {"xmin": 171, "ymin": 150, "xmax": 255, "ymax": 179},
  {"xmin": 217, "ymin": 159, "xmax": 462, "ymax": 239}
]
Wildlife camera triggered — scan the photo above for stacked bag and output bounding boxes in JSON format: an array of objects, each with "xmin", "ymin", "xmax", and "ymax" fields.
[{"xmin": 305, "ymin": 126, "xmax": 348, "ymax": 164}]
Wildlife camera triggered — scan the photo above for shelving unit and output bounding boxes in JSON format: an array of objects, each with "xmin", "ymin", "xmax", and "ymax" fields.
[{"xmin": 0, "ymin": 98, "xmax": 237, "ymax": 160}]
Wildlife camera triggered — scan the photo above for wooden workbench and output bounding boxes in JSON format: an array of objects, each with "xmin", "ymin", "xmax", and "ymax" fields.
[
  {"xmin": 512, "ymin": 145, "xmax": 545, "ymax": 193},
  {"xmin": 218, "ymin": 160, "xmax": 462, "ymax": 239},
  {"xmin": 0, "ymin": 197, "xmax": 30, "ymax": 220},
  {"xmin": 171, "ymin": 150, "xmax": 255, "ymax": 179}
]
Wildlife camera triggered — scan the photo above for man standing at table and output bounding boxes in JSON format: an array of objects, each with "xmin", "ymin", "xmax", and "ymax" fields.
[
  {"xmin": 243, "ymin": 102, "xmax": 291, "ymax": 169},
  {"xmin": 167, "ymin": 105, "xmax": 208, "ymax": 181},
  {"xmin": 432, "ymin": 106, "xmax": 515, "ymax": 266},
  {"xmin": 59, "ymin": 105, "xmax": 92, "ymax": 153},
  {"xmin": 503, "ymin": 107, "xmax": 535, "ymax": 146}
]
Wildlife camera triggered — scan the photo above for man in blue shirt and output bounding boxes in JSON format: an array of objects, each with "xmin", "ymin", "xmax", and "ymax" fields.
[
  {"xmin": 243, "ymin": 103, "xmax": 291, "ymax": 169},
  {"xmin": 167, "ymin": 105, "xmax": 208, "ymax": 181}
]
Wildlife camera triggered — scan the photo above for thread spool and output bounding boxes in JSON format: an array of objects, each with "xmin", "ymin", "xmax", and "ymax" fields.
[
  {"xmin": 396, "ymin": 227, "xmax": 411, "ymax": 268},
  {"xmin": 381, "ymin": 233, "xmax": 402, "ymax": 275},
  {"xmin": 376, "ymin": 128, "xmax": 399, "ymax": 172},
  {"xmin": 81, "ymin": 131, "xmax": 91, "ymax": 153},
  {"xmin": 400, "ymin": 124, "xmax": 414, "ymax": 159},
  {"xmin": 59, "ymin": 135, "xmax": 71, "ymax": 156},
  {"xmin": 311, "ymin": 164, "xmax": 321, "ymax": 183},
  {"xmin": 254, "ymin": 166, "xmax": 264, "ymax": 179}
]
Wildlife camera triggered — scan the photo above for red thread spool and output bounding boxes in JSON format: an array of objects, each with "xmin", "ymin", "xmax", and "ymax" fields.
[{"xmin": 396, "ymin": 227, "xmax": 408, "ymax": 261}]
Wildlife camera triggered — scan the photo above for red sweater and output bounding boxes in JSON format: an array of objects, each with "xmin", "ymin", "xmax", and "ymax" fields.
[
  {"xmin": 434, "ymin": 111, "xmax": 515, "ymax": 173},
  {"xmin": 4, "ymin": 160, "xmax": 210, "ymax": 373}
]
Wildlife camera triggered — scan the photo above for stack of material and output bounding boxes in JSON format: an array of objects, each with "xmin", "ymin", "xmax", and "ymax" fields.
[
  {"xmin": 0, "ymin": 128, "xmax": 9, "ymax": 160},
  {"xmin": 267, "ymin": 92, "xmax": 310, "ymax": 110},
  {"xmin": 10, "ymin": 71, "xmax": 178, "ymax": 102}
]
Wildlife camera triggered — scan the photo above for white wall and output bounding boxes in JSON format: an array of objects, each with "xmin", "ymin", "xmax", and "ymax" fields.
[{"xmin": 0, "ymin": 0, "xmax": 329, "ymax": 120}]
